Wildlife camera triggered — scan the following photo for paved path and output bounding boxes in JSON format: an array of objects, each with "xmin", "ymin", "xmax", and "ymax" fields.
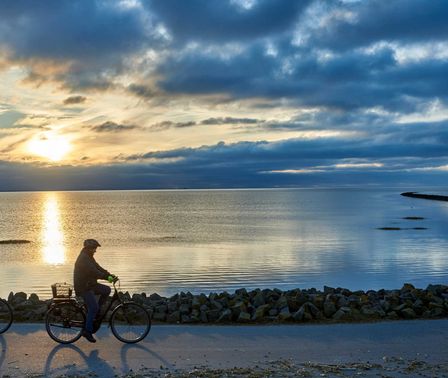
[{"xmin": 0, "ymin": 319, "xmax": 447, "ymax": 377}]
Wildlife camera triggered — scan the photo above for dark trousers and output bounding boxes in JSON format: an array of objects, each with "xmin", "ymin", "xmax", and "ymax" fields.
[{"xmin": 82, "ymin": 283, "xmax": 111, "ymax": 333}]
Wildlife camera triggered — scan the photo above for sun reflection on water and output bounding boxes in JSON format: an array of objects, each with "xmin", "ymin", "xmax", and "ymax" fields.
[{"xmin": 42, "ymin": 193, "xmax": 66, "ymax": 265}]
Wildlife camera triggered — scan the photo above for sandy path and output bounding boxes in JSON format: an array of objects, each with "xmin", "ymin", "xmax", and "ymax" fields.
[{"xmin": 0, "ymin": 319, "xmax": 447, "ymax": 377}]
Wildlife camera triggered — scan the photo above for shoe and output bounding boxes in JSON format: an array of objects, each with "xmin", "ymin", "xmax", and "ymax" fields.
[{"xmin": 82, "ymin": 330, "xmax": 96, "ymax": 343}]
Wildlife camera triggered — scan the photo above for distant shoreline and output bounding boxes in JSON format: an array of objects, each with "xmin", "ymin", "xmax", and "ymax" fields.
[{"xmin": 401, "ymin": 192, "xmax": 448, "ymax": 201}]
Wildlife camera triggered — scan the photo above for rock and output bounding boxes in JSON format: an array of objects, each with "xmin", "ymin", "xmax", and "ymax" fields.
[
  {"xmin": 235, "ymin": 288, "xmax": 248, "ymax": 297},
  {"xmin": 401, "ymin": 283, "xmax": 416, "ymax": 291},
  {"xmin": 200, "ymin": 311, "xmax": 208, "ymax": 323},
  {"xmin": 268, "ymin": 308, "xmax": 278, "ymax": 317},
  {"xmin": 401, "ymin": 308, "xmax": 417, "ymax": 319},
  {"xmin": 323, "ymin": 300, "xmax": 337, "ymax": 317},
  {"xmin": 179, "ymin": 303, "xmax": 190, "ymax": 314},
  {"xmin": 29, "ymin": 293, "xmax": 40, "ymax": 304},
  {"xmin": 181, "ymin": 314, "xmax": 192, "ymax": 323},
  {"xmin": 293, "ymin": 304, "xmax": 312, "ymax": 322},
  {"xmin": 217, "ymin": 309, "xmax": 232, "ymax": 323},
  {"xmin": 167, "ymin": 301, "xmax": 178, "ymax": 313},
  {"xmin": 332, "ymin": 306, "xmax": 352, "ymax": 321},
  {"xmin": 149, "ymin": 293, "xmax": 163, "ymax": 301},
  {"xmin": 206, "ymin": 310, "xmax": 220, "ymax": 322},
  {"xmin": 337, "ymin": 295, "xmax": 349, "ymax": 308},
  {"xmin": 210, "ymin": 300, "xmax": 223, "ymax": 311},
  {"xmin": 252, "ymin": 304, "xmax": 270, "ymax": 321},
  {"xmin": 292, "ymin": 306, "xmax": 305, "ymax": 322},
  {"xmin": 155, "ymin": 304, "xmax": 168, "ymax": 314},
  {"xmin": 167, "ymin": 311, "xmax": 180, "ymax": 323},
  {"xmin": 13, "ymin": 292, "xmax": 27, "ymax": 304},
  {"xmin": 323, "ymin": 286, "xmax": 335, "ymax": 294},
  {"xmin": 276, "ymin": 295, "xmax": 288, "ymax": 309},
  {"xmin": 152, "ymin": 312, "xmax": 166, "ymax": 321},
  {"xmin": 252, "ymin": 291, "xmax": 265, "ymax": 307},
  {"xmin": 231, "ymin": 301, "xmax": 247, "ymax": 318},
  {"xmin": 191, "ymin": 296, "xmax": 201, "ymax": 309},
  {"xmin": 277, "ymin": 307, "xmax": 292, "ymax": 321},
  {"xmin": 386, "ymin": 311, "xmax": 399, "ymax": 320},
  {"xmin": 237, "ymin": 311, "xmax": 251, "ymax": 323}
]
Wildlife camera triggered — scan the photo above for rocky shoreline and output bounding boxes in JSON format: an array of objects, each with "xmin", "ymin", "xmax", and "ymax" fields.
[{"xmin": 4, "ymin": 283, "xmax": 448, "ymax": 324}]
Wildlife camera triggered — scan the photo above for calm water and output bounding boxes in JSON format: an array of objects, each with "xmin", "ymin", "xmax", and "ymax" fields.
[{"xmin": 0, "ymin": 188, "xmax": 447, "ymax": 298}]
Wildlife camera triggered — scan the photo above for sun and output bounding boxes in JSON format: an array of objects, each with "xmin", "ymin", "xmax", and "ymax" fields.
[{"xmin": 28, "ymin": 133, "xmax": 72, "ymax": 162}]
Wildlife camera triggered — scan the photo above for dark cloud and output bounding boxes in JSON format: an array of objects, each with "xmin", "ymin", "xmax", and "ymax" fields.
[
  {"xmin": 0, "ymin": 1, "xmax": 147, "ymax": 61},
  {"xmin": 148, "ymin": 0, "xmax": 312, "ymax": 43},
  {"xmin": 200, "ymin": 117, "xmax": 259, "ymax": 125},
  {"xmin": 310, "ymin": 0, "xmax": 448, "ymax": 51},
  {"xmin": 157, "ymin": 41, "xmax": 448, "ymax": 111},
  {"xmin": 127, "ymin": 84, "xmax": 156, "ymax": 99},
  {"xmin": 63, "ymin": 96, "xmax": 86, "ymax": 105},
  {"xmin": 149, "ymin": 121, "xmax": 196, "ymax": 130},
  {"xmin": 90, "ymin": 121, "xmax": 138, "ymax": 133}
]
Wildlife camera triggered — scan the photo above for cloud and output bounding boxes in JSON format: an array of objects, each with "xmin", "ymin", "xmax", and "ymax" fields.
[
  {"xmin": 148, "ymin": 0, "xmax": 312, "ymax": 43},
  {"xmin": 200, "ymin": 117, "xmax": 259, "ymax": 125},
  {"xmin": 63, "ymin": 96, "xmax": 87, "ymax": 105},
  {"xmin": 149, "ymin": 121, "xmax": 196, "ymax": 130},
  {"xmin": 90, "ymin": 121, "xmax": 138, "ymax": 133},
  {"xmin": 308, "ymin": 0, "xmax": 448, "ymax": 51}
]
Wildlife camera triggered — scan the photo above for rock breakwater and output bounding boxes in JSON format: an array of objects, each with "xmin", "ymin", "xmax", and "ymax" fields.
[{"xmin": 4, "ymin": 283, "xmax": 448, "ymax": 324}]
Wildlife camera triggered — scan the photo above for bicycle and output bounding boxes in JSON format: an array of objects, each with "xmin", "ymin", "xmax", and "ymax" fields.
[
  {"xmin": 45, "ymin": 280, "xmax": 151, "ymax": 344},
  {"xmin": 0, "ymin": 298, "xmax": 13, "ymax": 334}
]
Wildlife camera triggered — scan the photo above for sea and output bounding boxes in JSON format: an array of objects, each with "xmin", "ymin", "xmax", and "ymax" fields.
[{"xmin": 0, "ymin": 188, "xmax": 447, "ymax": 299}]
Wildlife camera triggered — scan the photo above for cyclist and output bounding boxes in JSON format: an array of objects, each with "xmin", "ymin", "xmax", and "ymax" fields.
[{"xmin": 74, "ymin": 239, "xmax": 117, "ymax": 343}]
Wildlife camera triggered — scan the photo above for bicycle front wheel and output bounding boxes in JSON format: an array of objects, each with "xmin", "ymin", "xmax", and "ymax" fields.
[
  {"xmin": 110, "ymin": 303, "xmax": 151, "ymax": 343},
  {"xmin": 46, "ymin": 302, "xmax": 85, "ymax": 344},
  {"xmin": 0, "ymin": 299, "xmax": 13, "ymax": 334}
]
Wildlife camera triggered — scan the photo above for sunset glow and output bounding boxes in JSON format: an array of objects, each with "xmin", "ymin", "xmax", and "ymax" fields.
[{"xmin": 27, "ymin": 134, "xmax": 72, "ymax": 162}]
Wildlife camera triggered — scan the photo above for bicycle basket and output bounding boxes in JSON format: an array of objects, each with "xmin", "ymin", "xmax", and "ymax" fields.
[{"xmin": 51, "ymin": 282, "xmax": 73, "ymax": 299}]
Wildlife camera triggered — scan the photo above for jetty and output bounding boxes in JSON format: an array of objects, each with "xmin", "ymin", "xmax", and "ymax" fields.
[{"xmin": 401, "ymin": 192, "xmax": 448, "ymax": 201}]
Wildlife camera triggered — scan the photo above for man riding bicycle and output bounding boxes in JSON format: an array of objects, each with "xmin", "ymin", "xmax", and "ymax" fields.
[{"xmin": 74, "ymin": 239, "xmax": 117, "ymax": 343}]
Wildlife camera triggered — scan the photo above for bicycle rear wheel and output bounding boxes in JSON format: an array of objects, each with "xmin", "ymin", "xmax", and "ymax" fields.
[
  {"xmin": 110, "ymin": 303, "xmax": 151, "ymax": 343},
  {"xmin": 0, "ymin": 299, "xmax": 13, "ymax": 334},
  {"xmin": 46, "ymin": 302, "xmax": 85, "ymax": 344}
]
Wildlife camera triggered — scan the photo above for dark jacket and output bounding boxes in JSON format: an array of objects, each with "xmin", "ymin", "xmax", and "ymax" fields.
[{"xmin": 73, "ymin": 248, "xmax": 110, "ymax": 296}]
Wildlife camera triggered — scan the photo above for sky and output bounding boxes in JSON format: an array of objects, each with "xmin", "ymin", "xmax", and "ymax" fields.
[{"xmin": 0, "ymin": 0, "xmax": 447, "ymax": 190}]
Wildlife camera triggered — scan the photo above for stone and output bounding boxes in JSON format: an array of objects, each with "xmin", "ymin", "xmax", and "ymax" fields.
[
  {"xmin": 235, "ymin": 288, "xmax": 248, "ymax": 297},
  {"xmin": 268, "ymin": 308, "xmax": 278, "ymax": 317},
  {"xmin": 155, "ymin": 304, "xmax": 167, "ymax": 314},
  {"xmin": 276, "ymin": 295, "xmax": 288, "ymax": 309},
  {"xmin": 152, "ymin": 312, "xmax": 166, "ymax": 321},
  {"xmin": 200, "ymin": 311, "xmax": 208, "ymax": 323},
  {"xmin": 400, "ymin": 308, "xmax": 416, "ymax": 319},
  {"xmin": 29, "ymin": 293, "xmax": 40, "ymax": 304},
  {"xmin": 206, "ymin": 310, "xmax": 220, "ymax": 322},
  {"xmin": 167, "ymin": 302, "xmax": 178, "ymax": 313},
  {"xmin": 167, "ymin": 311, "xmax": 180, "ymax": 323},
  {"xmin": 217, "ymin": 309, "xmax": 232, "ymax": 323},
  {"xmin": 401, "ymin": 283, "xmax": 416, "ymax": 292},
  {"xmin": 210, "ymin": 300, "xmax": 223, "ymax": 311},
  {"xmin": 181, "ymin": 314, "xmax": 192, "ymax": 323},
  {"xmin": 13, "ymin": 292, "xmax": 27, "ymax": 304},
  {"xmin": 252, "ymin": 292, "xmax": 265, "ymax": 307},
  {"xmin": 252, "ymin": 304, "xmax": 270, "ymax": 321},
  {"xmin": 323, "ymin": 300, "xmax": 337, "ymax": 317},
  {"xmin": 277, "ymin": 307, "xmax": 292, "ymax": 321},
  {"xmin": 237, "ymin": 311, "xmax": 251, "ymax": 323},
  {"xmin": 179, "ymin": 303, "xmax": 190, "ymax": 314}
]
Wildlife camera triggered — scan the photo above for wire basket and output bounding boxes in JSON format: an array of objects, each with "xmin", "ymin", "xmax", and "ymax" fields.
[{"xmin": 51, "ymin": 282, "xmax": 73, "ymax": 299}]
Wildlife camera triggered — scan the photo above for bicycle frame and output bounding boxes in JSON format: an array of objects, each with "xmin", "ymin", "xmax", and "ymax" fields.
[{"xmin": 49, "ymin": 281, "xmax": 126, "ymax": 329}]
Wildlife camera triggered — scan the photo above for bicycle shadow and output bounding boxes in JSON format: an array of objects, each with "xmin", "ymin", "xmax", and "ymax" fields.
[
  {"xmin": 44, "ymin": 344, "xmax": 115, "ymax": 377},
  {"xmin": 120, "ymin": 342, "xmax": 176, "ymax": 374},
  {"xmin": 0, "ymin": 336, "xmax": 6, "ymax": 371}
]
